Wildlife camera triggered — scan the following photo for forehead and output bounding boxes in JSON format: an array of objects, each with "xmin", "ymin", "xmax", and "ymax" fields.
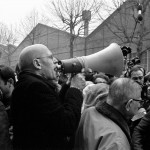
[
  {"xmin": 41, "ymin": 48, "xmax": 52, "ymax": 56},
  {"xmin": 131, "ymin": 70, "xmax": 143, "ymax": 77}
]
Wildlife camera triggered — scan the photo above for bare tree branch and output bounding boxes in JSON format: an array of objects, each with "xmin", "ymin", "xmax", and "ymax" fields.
[
  {"xmin": 18, "ymin": 9, "xmax": 50, "ymax": 44},
  {"xmin": 45, "ymin": 0, "xmax": 104, "ymax": 57}
]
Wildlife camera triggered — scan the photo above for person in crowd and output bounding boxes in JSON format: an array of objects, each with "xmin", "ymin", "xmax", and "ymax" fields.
[
  {"xmin": 74, "ymin": 78, "xmax": 142, "ymax": 150},
  {"xmin": 127, "ymin": 65, "xmax": 147, "ymax": 134},
  {"xmin": 81, "ymin": 67, "xmax": 94, "ymax": 82},
  {"xmin": 0, "ymin": 65, "xmax": 16, "ymax": 122},
  {"xmin": 11, "ymin": 44, "xmax": 86, "ymax": 150},
  {"xmin": 92, "ymin": 72, "xmax": 109, "ymax": 84},
  {"xmin": 105, "ymin": 73, "xmax": 118, "ymax": 84},
  {"xmin": 132, "ymin": 109, "xmax": 150, "ymax": 150},
  {"xmin": 82, "ymin": 83, "xmax": 109, "ymax": 113},
  {"xmin": 130, "ymin": 106, "xmax": 146, "ymax": 135},
  {"xmin": 0, "ymin": 65, "xmax": 16, "ymax": 149},
  {"xmin": 128, "ymin": 65, "xmax": 145, "ymax": 87},
  {"xmin": 143, "ymin": 72, "xmax": 150, "ymax": 112},
  {"xmin": 134, "ymin": 65, "xmax": 146, "ymax": 77},
  {"xmin": 0, "ymin": 88, "xmax": 12, "ymax": 150}
]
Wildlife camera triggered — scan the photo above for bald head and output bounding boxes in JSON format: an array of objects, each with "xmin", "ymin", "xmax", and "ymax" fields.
[{"xmin": 19, "ymin": 44, "xmax": 52, "ymax": 71}]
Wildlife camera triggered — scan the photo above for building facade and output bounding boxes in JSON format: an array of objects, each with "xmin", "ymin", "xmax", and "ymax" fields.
[{"xmin": 0, "ymin": 0, "xmax": 150, "ymax": 72}]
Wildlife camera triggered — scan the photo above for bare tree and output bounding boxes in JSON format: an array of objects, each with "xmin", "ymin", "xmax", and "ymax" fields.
[
  {"xmin": 19, "ymin": 9, "xmax": 50, "ymax": 44},
  {"xmin": 0, "ymin": 22, "xmax": 18, "ymax": 66},
  {"xmin": 45, "ymin": 0, "xmax": 104, "ymax": 58},
  {"xmin": 96, "ymin": 0, "xmax": 150, "ymax": 59}
]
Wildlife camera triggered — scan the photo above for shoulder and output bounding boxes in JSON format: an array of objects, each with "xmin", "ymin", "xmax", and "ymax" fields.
[{"xmin": 76, "ymin": 107, "xmax": 131, "ymax": 150}]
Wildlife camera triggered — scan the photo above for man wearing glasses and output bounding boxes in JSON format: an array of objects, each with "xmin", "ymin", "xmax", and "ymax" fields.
[
  {"xmin": 74, "ymin": 78, "xmax": 142, "ymax": 150},
  {"xmin": 11, "ymin": 44, "xmax": 86, "ymax": 150},
  {"xmin": 128, "ymin": 65, "xmax": 147, "ymax": 134}
]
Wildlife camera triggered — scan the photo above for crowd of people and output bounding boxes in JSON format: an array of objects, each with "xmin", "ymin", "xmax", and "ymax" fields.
[{"xmin": 0, "ymin": 44, "xmax": 150, "ymax": 150}]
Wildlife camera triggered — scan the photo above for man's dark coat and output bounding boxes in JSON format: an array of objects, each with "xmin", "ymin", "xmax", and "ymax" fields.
[{"xmin": 11, "ymin": 71, "xmax": 83, "ymax": 150}]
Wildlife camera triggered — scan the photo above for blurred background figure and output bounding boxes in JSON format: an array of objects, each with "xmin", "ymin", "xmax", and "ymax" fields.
[
  {"xmin": 0, "ymin": 88, "xmax": 12, "ymax": 149},
  {"xmin": 0, "ymin": 65, "xmax": 16, "ymax": 149},
  {"xmin": 92, "ymin": 72, "xmax": 110, "ymax": 84},
  {"xmin": 132, "ymin": 109, "xmax": 150, "ymax": 150},
  {"xmin": 128, "ymin": 65, "xmax": 145, "ymax": 87},
  {"xmin": 81, "ymin": 68, "xmax": 94, "ymax": 82},
  {"xmin": 127, "ymin": 65, "xmax": 147, "ymax": 135},
  {"xmin": 0, "ymin": 65, "xmax": 16, "ymax": 122},
  {"xmin": 143, "ymin": 71, "xmax": 150, "ymax": 111}
]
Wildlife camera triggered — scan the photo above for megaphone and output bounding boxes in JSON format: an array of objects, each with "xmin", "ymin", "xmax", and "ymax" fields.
[{"xmin": 60, "ymin": 43, "xmax": 124, "ymax": 77}]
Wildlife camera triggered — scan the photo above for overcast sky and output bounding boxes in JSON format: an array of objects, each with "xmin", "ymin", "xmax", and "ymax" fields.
[{"xmin": 0, "ymin": 0, "xmax": 47, "ymax": 26}]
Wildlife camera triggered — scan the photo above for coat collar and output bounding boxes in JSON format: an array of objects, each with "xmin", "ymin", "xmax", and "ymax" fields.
[
  {"xmin": 96, "ymin": 102, "xmax": 132, "ymax": 148},
  {"xmin": 19, "ymin": 71, "xmax": 56, "ymax": 89}
]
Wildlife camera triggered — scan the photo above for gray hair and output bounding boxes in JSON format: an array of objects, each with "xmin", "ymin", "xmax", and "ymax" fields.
[{"xmin": 108, "ymin": 78, "xmax": 142, "ymax": 106}]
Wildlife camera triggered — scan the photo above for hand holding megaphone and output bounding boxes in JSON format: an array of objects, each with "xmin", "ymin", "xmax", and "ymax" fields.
[{"xmin": 70, "ymin": 73, "xmax": 86, "ymax": 91}]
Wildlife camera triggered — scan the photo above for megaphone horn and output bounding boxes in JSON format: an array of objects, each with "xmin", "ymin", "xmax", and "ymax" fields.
[{"xmin": 60, "ymin": 43, "xmax": 124, "ymax": 77}]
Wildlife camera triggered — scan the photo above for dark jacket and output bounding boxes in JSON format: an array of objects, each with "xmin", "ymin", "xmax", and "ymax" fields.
[
  {"xmin": 11, "ymin": 71, "xmax": 83, "ymax": 150},
  {"xmin": 132, "ymin": 111, "xmax": 150, "ymax": 150},
  {"xmin": 0, "ymin": 101, "xmax": 12, "ymax": 150}
]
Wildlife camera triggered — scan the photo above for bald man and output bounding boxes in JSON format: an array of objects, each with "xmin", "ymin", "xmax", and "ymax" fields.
[
  {"xmin": 74, "ymin": 78, "xmax": 143, "ymax": 150},
  {"xmin": 11, "ymin": 44, "xmax": 85, "ymax": 150}
]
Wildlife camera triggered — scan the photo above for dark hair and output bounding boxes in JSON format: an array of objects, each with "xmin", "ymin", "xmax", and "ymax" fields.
[
  {"xmin": 0, "ymin": 65, "xmax": 16, "ymax": 84},
  {"xmin": 82, "ymin": 68, "xmax": 94, "ymax": 81},
  {"xmin": 92, "ymin": 72, "xmax": 109, "ymax": 84}
]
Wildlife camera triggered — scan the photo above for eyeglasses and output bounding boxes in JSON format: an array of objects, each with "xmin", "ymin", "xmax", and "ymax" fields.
[
  {"xmin": 131, "ymin": 99, "xmax": 144, "ymax": 105},
  {"xmin": 36, "ymin": 55, "xmax": 62, "ymax": 67},
  {"xmin": 132, "ymin": 76, "xmax": 143, "ymax": 80}
]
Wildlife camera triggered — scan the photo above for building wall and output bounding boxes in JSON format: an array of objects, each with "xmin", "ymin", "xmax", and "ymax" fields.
[
  {"xmin": 84, "ymin": 0, "xmax": 150, "ymax": 73},
  {"xmin": 10, "ymin": 24, "xmax": 85, "ymax": 69},
  {"xmin": 6, "ymin": 0, "xmax": 150, "ymax": 73}
]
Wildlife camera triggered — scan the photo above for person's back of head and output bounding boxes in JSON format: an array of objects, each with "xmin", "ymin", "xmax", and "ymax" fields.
[
  {"xmin": 82, "ymin": 83, "xmax": 109, "ymax": 112},
  {"xmin": 0, "ymin": 65, "xmax": 16, "ymax": 85},
  {"xmin": 107, "ymin": 78, "xmax": 142, "ymax": 120},
  {"xmin": 0, "ymin": 65, "xmax": 16, "ymax": 104}
]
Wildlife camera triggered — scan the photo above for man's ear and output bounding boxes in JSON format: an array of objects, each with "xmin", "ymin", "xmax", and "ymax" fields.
[
  {"xmin": 125, "ymin": 99, "xmax": 132, "ymax": 111},
  {"xmin": 33, "ymin": 59, "xmax": 41, "ymax": 69}
]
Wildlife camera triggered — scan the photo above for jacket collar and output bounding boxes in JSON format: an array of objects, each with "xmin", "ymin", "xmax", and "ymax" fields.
[
  {"xmin": 96, "ymin": 102, "xmax": 132, "ymax": 148},
  {"xmin": 19, "ymin": 71, "xmax": 56, "ymax": 89}
]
